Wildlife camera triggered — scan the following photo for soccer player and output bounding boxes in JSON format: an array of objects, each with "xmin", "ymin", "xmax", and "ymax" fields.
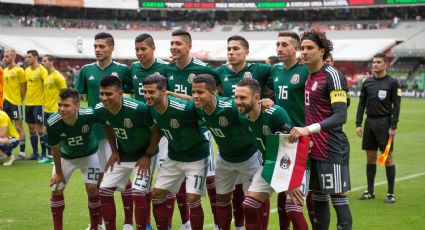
[
  {"xmin": 143, "ymin": 74, "xmax": 209, "ymax": 230},
  {"xmin": 2, "ymin": 48, "xmax": 27, "ymax": 159},
  {"xmin": 191, "ymin": 74, "xmax": 261, "ymax": 230},
  {"xmin": 0, "ymin": 110, "xmax": 20, "ymax": 166},
  {"xmin": 40, "ymin": 54, "xmax": 67, "ymax": 164},
  {"xmin": 95, "ymin": 76, "xmax": 160, "ymax": 230},
  {"xmin": 25, "ymin": 50, "xmax": 48, "ymax": 160},
  {"xmin": 235, "ymin": 78, "xmax": 302, "ymax": 230},
  {"xmin": 356, "ymin": 53, "xmax": 401, "ymax": 203},
  {"xmin": 289, "ymin": 29, "xmax": 352, "ymax": 230},
  {"xmin": 165, "ymin": 29, "xmax": 218, "ymax": 229},
  {"xmin": 47, "ymin": 88, "xmax": 101, "ymax": 230},
  {"xmin": 75, "ymin": 32, "xmax": 134, "ymax": 228},
  {"xmin": 268, "ymin": 31, "xmax": 312, "ymax": 229}
]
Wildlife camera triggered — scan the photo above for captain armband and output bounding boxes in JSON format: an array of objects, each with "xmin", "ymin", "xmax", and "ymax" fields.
[{"xmin": 330, "ymin": 90, "xmax": 347, "ymax": 104}]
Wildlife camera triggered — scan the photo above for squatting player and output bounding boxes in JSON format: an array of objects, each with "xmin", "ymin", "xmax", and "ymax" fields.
[{"xmin": 289, "ymin": 29, "xmax": 352, "ymax": 230}]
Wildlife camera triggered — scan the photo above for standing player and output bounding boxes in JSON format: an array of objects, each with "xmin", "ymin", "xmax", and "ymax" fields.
[
  {"xmin": 95, "ymin": 76, "xmax": 160, "ymax": 230},
  {"xmin": 47, "ymin": 88, "xmax": 101, "ymax": 230},
  {"xmin": 191, "ymin": 74, "xmax": 261, "ymax": 230},
  {"xmin": 24, "ymin": 50, "xmax": 48, "ymax": 160},
  {"xmin": 0, "ymin": 110, "xmax": 20, "ymax": 166},
  {"xmin": 2, "ymin": 48, "xmax": 27, "ymax": 159},
  {"xmin": 75, "ymin": 32, "xmax": 134, "ymax": 228},
  {"xmin": 268, "ymin": 31, "xmax": 312, "ymax": 229},
  {"xmin": 40, "ymin": 54, "xmax": 67, "ymax": 164},
  {"xmin": 143, "ymin": 74, "xmax": 209, "ymax": 230},
  {"xmin": 235, "ymin": 78, "xmax": 302, "ymax": 230},
  {"xmin": 289, "ymin": 29, "xmax": 352, "ymax": 230},
  {"xmin": 355, "ymin": 53, "xmax": 401, "ymax": 203},
  {"xmin": 165, "ymin": 30, "xmax": 218, "ymax": 229}
]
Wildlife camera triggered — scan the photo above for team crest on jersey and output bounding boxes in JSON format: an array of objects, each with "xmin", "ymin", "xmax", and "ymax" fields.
[
  {"xmin": 218, "ymin": 116, "xmax": 228, "ymax": 127},
  {"xmin": 10, "ymin": 72, "xmax": 14, "ymax": 77},
  {"xmin": 124, "ymin": 118, "xmax": 133, "ymax": 128},
  {"xmin": 188, "ymin": 73, "xmax": 195, "ymax": 83},
  {"xmin": 290, "ymin": 74, "xmax": 300, "ymax": 84},
  {"xmin": 111, "ymin": 72, "xmax": 119, "ymax": 77},
  {"xmin": 81, "ymin": 125, "xmax": 90, "ymax": 133},
  {"xmin": 262, "ymin": 125, "xmax": 272, "ymax": 135},
  {"xmin": 312, "ymin": 81, "xmax": 318, "ymax": 91},
  {"xmin": 170, "ymin": 119, "xmax": 180, "ymax": 128},
  {"xmin": 280, "ymin": 154, "xmax": 291, "ymax": 170},
  {"xmin": 243, "ymin": 72, "xmax": 253, "ymax": 79},
  {"xmin": 34, "ymin": 73, "xmax": 39, "ymax": 78}
]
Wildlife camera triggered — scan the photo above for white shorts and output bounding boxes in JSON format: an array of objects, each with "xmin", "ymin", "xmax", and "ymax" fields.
[
  {"xmin": 215, "ymin": 151, "xmax": 262, "ymax": 194},
  {"xmin": 51, "ymin": 153, "xmax": 100, "ymax": 191},
  {"xmin": 133, "ymin": 154, "xmax": 158, "ymax": 193},
  {"xmin": 248, "ymin": 166, "xmax": 273, "ymax": 195},
  {"xmin": 156, "ymin": 136, "xmax": 168, "ymax": 169},
  {"xmin": 98, "ymin": 139, "xmax": 112, "ymax": 173},
  {"xmin": 154, "ymin": 157, "xmax": 208, "ymax": 195},
  {"xmin": 205, "ymin": 130, "xmax": 216, "ymax": 177}
]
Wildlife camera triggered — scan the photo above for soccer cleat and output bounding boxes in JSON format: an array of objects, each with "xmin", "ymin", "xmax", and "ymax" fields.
[
  {"xmin": 214, "ymin": 224, "xmax": 220, "ymax": 230},
  {"xmin": 179, "ymin": 221, "xmax": 191, "ymax": 230},
  {"xmin": 3, "ymin": 155, "xmax": 16, "ymax": 166},
  {"xmin": 384, "ymin": 194, "xmax": 396, "ymax": 203},
  {"xmin": 123, "ymin": 224, "xmax": 133, "ymax": 230},
  {"xmin": 18, "ymin": 154, "xmax": 26, "ymax": 160},
  {"xmin": 27, "ymin": 153, "xmax": 40, "ymax": 160},
  {"xmin": 85, "ymin": 224, "xmax": 105, "ymax": 230},
  {"xmin": 37, "ymin": 157, "xmax": 53, "ymax": 164},
  {"xmin": 357, "ymin": 191, "xmax": 375, "ymax": 200}
]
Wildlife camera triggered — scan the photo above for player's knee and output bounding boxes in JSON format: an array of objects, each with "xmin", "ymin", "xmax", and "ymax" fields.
[
  {"xmin": 152, "ymin": 188, "xmax": 168, "ymax": 199},
  {"xmin": 186, "ymin": 193, "xmax": 201, "ymax": 204},
  {"xmin": 86, "ymin": 183, "xmax": 98, "ymax": 197},
  {"xmin": 366, "ymin": 151, "xmax": 377, "ymax": 163},
  {"xmin": 216, "ymin": 192, "xmax": 232, "ymax": 202},
  {"xmin": 52, "ymin": 190, "xmax": 64, "ymax": 196}
]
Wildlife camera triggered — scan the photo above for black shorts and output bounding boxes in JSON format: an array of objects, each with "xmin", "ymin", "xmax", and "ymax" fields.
[
  {"xmin": 25, "ymin": 105, "xmax": 44, "ymax": 125},
  {"xmin": 3, "ymin": 100, "xmax": 23, "ymax": 120},
  {"xmin": 310, "ymin": 160, "xmax": 351, "ymax": 194},
  {"xmin": 362, "ymin": 117, "xmax": 394, "ymax": 152}
]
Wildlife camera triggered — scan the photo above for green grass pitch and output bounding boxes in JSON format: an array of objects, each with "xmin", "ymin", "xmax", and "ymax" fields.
[{"xmin": 1, "ymin": 97, "xmax": 424, "ymax": 229}]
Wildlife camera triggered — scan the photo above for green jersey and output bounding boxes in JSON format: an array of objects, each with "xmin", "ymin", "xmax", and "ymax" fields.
[
  {"xmin": 130, "ymin": 59, "xmax": 169, "ymax": 102},
  {"xmin": 46, "ymin": 107, "xmax": 98, "ymax": 160},
  {"xmin": 94, "ymin": 98, "xmax": 153, "ymax": 162},
  {"xmin": 216, "ymin": 63, "xmax": 271, "ymax": 97},
  {"xmin": 267, "ymin": 63, "xmax": 309, "ymax": 126},
  {"xmin": 149, "ymin": 96, "xmax": 209, "ymax": 162},
  {"xmin": 195, "ymin": 96, "xmax": 257, "ymax": 163},
  {"xmin": 75, "ymin": 61, "xmax": 131, "ymax": 139},
  {"xmin": 239, "ymin": 105, "xmax": 293, "ymax": 161},
  {"xmin": 166, "ymin": 58, "xmax": 219, "ymax": 96}
]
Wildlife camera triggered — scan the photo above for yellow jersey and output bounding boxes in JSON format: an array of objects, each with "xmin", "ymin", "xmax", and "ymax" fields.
[
  {"xmin": 0, "ymin": 111, "xmax": 19, "ymax": 139},
  {"xmin": 44, "ymin": 70, "xmax": 67, "ymax": 113},
  {"xmin": 3, "ymin": 65, "xmax": 26, "ymax": 105},
  {"xmin": 0, "ymin": 67, "xmax": 3, "ymax": 109},
  {"xmin": 25, "ymin": 64, "xmax": 48, "ymax": 106}
]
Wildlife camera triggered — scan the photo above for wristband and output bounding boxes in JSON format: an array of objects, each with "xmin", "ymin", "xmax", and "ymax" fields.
[{"xmin": 307, "ymin": 123, "xmax": 321, "ymax": 134}]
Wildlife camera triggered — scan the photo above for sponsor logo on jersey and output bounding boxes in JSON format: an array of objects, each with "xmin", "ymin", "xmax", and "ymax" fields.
[
  {"xmin": 170, "ymin": 119, "xmax": 180, "ymax": 128},
  {"xmin": 81, "ymin": 125, "xmax": 90, "ymax": 133},
  {"xmin": 105, "ymin": 120, "xmax": 111, "ymax": 125},
  {"xmin": 124, "ymin": 118, "xmax": 133, "ymax": 128},
  {"xmin": 153, "ymin": 119, "xmax": 157, "ymax": 124},
  {"xmin": 60, "ymin": 133, "xmax": 67, "ymax": 137},
  {"xmin": 218, "ymin": 116, "xmax": 228, "ymax": 127},
  {"xmin": 34, "ymin": 73, "xmax": 39, "ymax": 78},
  {"xmin": 10, "ymin": 72, "xmax": 14, "ymax": 77},
  {"xmin": 89, "ymin": 76, "xmax": 95, "ymax": 80},
  {"xmin": 312, "ymin": 81, "xmax": 318, "ymax": 91},
  {"xmin": 223, "ymin": 76, "xmax": 229, "ymax": 81},
  {"xmin": 133, "ymin": 75, "xmax": 138, "ymax": 80},
  {"xmin": 111, "ymin": 72, "xmax": 118, "ymax": 77},
  {"xmin": 262, "ymin": 125, "xmax": 272, "ymax": 135},
  {"xmin": 279, "ymin": 154, "xmax": 291, "ymax": 170},
  {"xmin": 201, "ymin": 117, "xmax": 206, "ymax": 122},
  {"xmin": 188, "ymin": 73, "xmax": 195, "ymax": 83},
  {"xmin": 243, "ymin": 72, "xmax": 253, "ymax": 79},
  {"xmin": 290, "ymin": 74, "xmax": 300, "ymax": 84},
  {"xmin": 378, "ymin": 90, "xmax": 387, "ymax": 100},
  {"xmin": 274, "ymin": 77, "xmax": 278, "ymax": 82},
  {"xmin": 169, "ymin": 75, "xmax": 174, "ymax": 80},
  {"xmin": 248, "ymin": 127, "xmax": 252, "ymax": 132}
]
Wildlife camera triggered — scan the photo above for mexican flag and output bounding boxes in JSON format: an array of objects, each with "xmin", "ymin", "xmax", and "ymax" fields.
[{"xmin": 262, "ymin": 134, "xmax": 310, "ymax": 193}]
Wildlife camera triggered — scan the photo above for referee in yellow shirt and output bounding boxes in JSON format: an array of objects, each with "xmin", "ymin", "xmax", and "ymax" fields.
[
  {"xmin": 25, "ymin": 50, "xmax": 48, "ymax": 160},
  {"xmin": 39, "ymin": 55, "xmax": 67, "ymax": 163}
]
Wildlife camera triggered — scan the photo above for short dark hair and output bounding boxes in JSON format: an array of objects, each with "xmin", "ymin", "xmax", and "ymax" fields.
[
  {"xmin": 237, "ymin": 78, "xmax": 260, "ymax": 96},
  {"xmin": 227, "ymin": 35, "xmax": 249, "ymax": 50},
  {"xmin": 27, "ymin": 50, "xmax": 39, "ymax": 58},
  {"xmin": 135, "ymin": 33, "xmax": 155, "ymax": 48},
  {"xmin": 59, "ymin": 88, "xmax": 79, "ymax": 104},
  {"xmin": 278, "ymin": 31, "xmax": 301, "ymax": 45},
  {"xmin": 193, "ymin": 74, "xmax": 216, "ymax": 93},
  {"xmin": 301, "ymin": 29, "xmax": 333, "ymax": 61},
  {"xmin": 143, "ymin": 73, "xmax": 167, "ymax": 90},
  {"xmin": 267, "ymin": 56, "xmax": 279, "ymax": 65},
  {"xmin": 44, "ymin": 54, "xmax": 55, "ymax": 62},
  {"xmin": 95, "ymin": 32, "xmax": 114, "ymax": 46},
  {"xmin": 100, "ymin": 75, "xmax": 122, "ymax": 90},
  {"xmin": 373, "ymin": 53, "xmax": 388, "ymax": 63},
  {"xmin": 171, "ymin": 30, "xmax": 192, "ymax": 44}
]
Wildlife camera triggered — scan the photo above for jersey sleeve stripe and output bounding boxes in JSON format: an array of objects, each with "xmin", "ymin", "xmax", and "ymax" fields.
[
  {"xmin": 326, "ymin": 66, "xmax": 342, "ymax": 90},
  {"xmin": 95, "ymin": 103, "xmax": 104, "ymax": 109},
  {"xmin": 47, "ymin": 114, "xmax": 61, "ymax": 126}
]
